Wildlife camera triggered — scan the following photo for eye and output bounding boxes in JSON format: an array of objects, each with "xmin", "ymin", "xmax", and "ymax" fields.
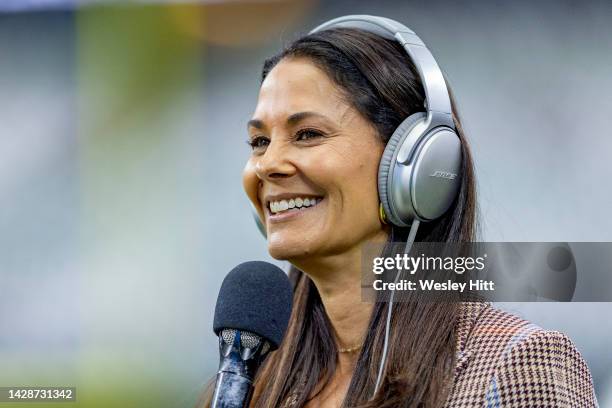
[
  {"xmin": 247, "ymin": 136, "xmax": 270, "ymax": 151},
  {"xmin": 295, "ymin": 128, "xmax": 324, "ymax": 142}
]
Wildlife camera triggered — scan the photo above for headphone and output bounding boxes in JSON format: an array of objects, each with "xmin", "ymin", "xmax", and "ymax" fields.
[
  {"xmin": 249, "ymin": 16, "xmax": 462, "ymax": 394},
  {"xmin": 251, "ymin": 15, "xmax": 462, "ymax": 236}
]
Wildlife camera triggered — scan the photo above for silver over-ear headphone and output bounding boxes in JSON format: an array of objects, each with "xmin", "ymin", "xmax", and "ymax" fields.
[{"xmin": 251, "ymin": 15, "xmax": 461, "ymax": 236}]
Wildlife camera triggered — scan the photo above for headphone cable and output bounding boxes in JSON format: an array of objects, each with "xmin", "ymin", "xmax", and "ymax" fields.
[{"xmin": 372, "ymin": 219, "xmax": 421, "ymax": 396}]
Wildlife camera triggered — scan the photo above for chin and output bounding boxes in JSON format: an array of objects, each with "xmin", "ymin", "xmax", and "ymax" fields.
[{"xmin": 267, "ymin": 233, "xmax": 314, "ymax": 261}]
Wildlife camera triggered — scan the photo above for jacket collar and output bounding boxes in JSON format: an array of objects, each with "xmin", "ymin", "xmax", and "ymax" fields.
[{"xmin": 454, "ymin": 302, "xmax": 490, "ymax": 373}]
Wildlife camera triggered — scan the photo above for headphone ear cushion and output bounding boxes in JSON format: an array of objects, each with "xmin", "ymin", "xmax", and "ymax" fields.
[{"xmin": 378, "ymin": 112, "xmax": 426, "ymax": 227}]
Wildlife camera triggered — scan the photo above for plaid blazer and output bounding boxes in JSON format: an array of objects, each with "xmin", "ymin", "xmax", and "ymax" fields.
[
  {"xmin": 282, "ymin": 303, "xmax": 598, "ymax": 407},
  {"xmin": 445, "ymin": 303, "xmax": 598, "ymax": 407}
]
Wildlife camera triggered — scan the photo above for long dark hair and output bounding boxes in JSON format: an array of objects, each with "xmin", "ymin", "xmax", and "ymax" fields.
[{"xmin": 201, "ymin": 27, "xmax": 477, "ymax": 408}]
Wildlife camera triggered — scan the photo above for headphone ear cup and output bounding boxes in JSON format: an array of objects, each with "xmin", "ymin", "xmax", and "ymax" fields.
[
  {"xmin": 378, "ymin": 112, "xmax": 426, "ymax": 227},
  {"xmin": 409, "ymin": 127, "xmax": 462, "ymax": 221}
]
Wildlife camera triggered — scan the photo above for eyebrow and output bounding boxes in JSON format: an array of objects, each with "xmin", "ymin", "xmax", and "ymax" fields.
[{"xmin": 247, "ymin": 111, "xmax": 331, "ymax": 131}]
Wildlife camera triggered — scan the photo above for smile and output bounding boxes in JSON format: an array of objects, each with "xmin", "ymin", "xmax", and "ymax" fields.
[{"xmin": 268, "ymin": 196, "xmax": 323, "ymax": 215}]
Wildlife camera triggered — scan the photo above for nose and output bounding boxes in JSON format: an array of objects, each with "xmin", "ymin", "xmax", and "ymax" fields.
[{"xmin": 254, "ymin": 140, "xmax": 296, "ymax": 181}]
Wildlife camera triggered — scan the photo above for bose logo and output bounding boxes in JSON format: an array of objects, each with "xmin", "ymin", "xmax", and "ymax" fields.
[{"xmin": 429, "ymin": 170, "xmax": 457, "ymax": 180}]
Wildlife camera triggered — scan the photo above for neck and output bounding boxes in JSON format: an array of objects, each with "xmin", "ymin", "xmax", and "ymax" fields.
[{"xmin": 289, "ymin": 229, "xmax": 388, "ymax": 370}]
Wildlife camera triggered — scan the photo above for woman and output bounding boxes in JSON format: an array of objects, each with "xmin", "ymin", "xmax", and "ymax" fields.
[{"xmin": 205, "ymin": 16, "xmax": 597, "ymax": 408}]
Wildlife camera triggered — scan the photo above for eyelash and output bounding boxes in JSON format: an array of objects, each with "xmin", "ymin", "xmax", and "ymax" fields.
[
  {"xmin": 247, "ymin": 136, "xmax": 269, "ymax": 150},
  {"xmin": 247, "ymin": 128, "xmax": 324, "ymax": 150},
  {"xmin": 295, "ymin": 128, "xmax": 324, "ymax": 142}
]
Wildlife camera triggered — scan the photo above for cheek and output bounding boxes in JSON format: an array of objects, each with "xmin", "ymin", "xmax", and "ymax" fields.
[
  {"xmin": 330, "ymin": 152, "xmax": 382, "ymax": 221},
  {"xmin": 311, "ymin": 150, "xmax": 381, "ymax": 214},
  {"xmin": 242, "ymin": 160, "xmax": 261, "ymax": 210},
  {"xmin": 342, "ymin": 171, "xmax": 381, "ymax": 217}
]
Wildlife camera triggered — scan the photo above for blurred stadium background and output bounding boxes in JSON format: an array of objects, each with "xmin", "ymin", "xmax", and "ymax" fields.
[{"xmin": 1, "ymin": 0, "xmax": 611, "ymax": 406}]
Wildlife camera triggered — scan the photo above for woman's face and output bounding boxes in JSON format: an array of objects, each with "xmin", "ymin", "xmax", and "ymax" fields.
[{"xmin": 243, "ymin": 57, "xmax": 387, "ymax": 262}]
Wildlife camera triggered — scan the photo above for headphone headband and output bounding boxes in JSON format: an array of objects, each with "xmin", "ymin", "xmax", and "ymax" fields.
[{"xmin": 309, "ymin": 15, "xmax": 452, "ymax": 119}]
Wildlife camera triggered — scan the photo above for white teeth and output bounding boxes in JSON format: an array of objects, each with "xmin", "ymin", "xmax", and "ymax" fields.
[{"xmin": 269, "ymin": 197, "xmax": 322, "ymax": 214}]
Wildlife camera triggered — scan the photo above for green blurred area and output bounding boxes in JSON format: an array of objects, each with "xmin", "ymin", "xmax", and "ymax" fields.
[
  {"xmin": 76, "ymin": 4, "xmax": 205, "ymax": 408},
  {"xmin": 0, "ymin": 4, "xmax": 205, "ymax": 408},
  {"xmin": 77, "ymin": 3, "xmax": 204, "ymax": 138},
  {"xmin": 0, "ymin": 352, "xmax": 196, "ymax": 408}
]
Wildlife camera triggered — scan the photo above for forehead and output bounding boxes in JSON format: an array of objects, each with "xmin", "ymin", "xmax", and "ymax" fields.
[{"xmin": 253, "ymin": 58, "xmax": 346, "ymax": 119}]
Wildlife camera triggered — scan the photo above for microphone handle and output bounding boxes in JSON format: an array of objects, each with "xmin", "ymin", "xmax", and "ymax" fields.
[{"xmin": 211, "ymin": 371, "xmax": 253, "ymax": 408}]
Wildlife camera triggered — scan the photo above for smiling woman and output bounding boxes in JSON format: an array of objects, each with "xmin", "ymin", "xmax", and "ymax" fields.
[{"xmin": 200, "ymin": 15, "xmax": 596, "ymax": 408}]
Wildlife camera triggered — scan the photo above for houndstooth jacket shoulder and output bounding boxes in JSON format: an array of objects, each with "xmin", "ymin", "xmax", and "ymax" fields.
[
  {"xmin": 445, "ymin": 303, "xmax": 598, "ymax": 407},
  {"xmin": 281, "ymin": 303, "xmax": 598, "ymax": 407}
]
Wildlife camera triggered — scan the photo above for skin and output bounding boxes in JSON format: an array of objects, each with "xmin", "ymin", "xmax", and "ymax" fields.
[{"xmin": 243, "ymin": 57, "xmax": 390, "ymax": 407}]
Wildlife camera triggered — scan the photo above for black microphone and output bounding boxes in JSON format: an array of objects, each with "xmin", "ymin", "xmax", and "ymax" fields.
[{"xmin": 211, "ymin": 261, "xmax": 293, "ymax": 408}]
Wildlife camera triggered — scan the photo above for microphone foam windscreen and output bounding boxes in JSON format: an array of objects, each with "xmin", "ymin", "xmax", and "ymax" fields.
[{"xmin": 213, "ymin": 261, "xmax": 293, "ymax": 349}]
